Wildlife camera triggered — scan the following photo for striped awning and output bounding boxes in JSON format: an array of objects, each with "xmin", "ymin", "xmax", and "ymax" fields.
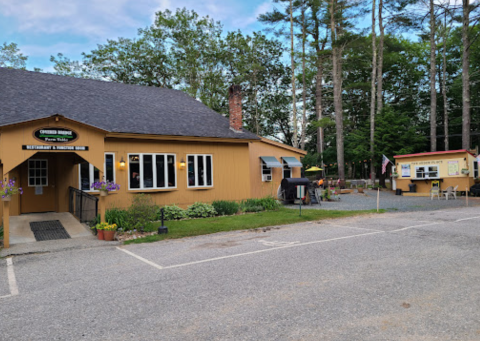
[
  {"xmin": 282, "ymin": 156, "xmax": 303, "ymax": 167},
  {"xmin": 260, "ymin": 156, "xmax": 282, "ymax": 168}
]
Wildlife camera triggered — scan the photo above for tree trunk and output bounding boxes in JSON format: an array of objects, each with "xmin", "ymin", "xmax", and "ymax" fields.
[
  {"xmin": 316, "ymin": 60, "xmax": 324, "ymax": 156},
  {"xmin": 442, "ymin": 12, "xmax": 449, "ymax": 151},
  {"xmin": 370, "ymin": 0, "xmax": 377, "ymax": 187},
  {"xmin": 330, "ymin": 0, "xmax": 345, "ymax": 181},
  {"xmin": 462, "ymin": 0, "xmax": 471, "ymax": 150},
  {"xmin": 300, "ymin": 4, "xmax": 307, "ymax": 150},
  {"xmin": 374, "ymin": 0, "xmax": 384, "ymax": 184},
  {"xmin": 290, "ymin": 0, "xmax": 298, "ymax": 148},
  {"xmin": 430, "ymin": 0, "xmax": 437, "ymax": 152}
]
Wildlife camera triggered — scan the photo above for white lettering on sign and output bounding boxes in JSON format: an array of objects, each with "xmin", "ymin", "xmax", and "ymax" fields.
[{"xmin": 22, "ymin": 145, "xmax": 89, "ymax": 151}]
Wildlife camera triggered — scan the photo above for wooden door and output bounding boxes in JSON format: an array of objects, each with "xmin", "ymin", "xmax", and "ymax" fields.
[{"xmin": 21, "ymin": 156, "xmax": 56, "ymax": 213}]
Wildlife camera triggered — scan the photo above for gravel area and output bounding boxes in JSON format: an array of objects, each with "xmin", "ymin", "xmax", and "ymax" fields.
[{"xmin": 286, "ymin": 189, "xmax": 480, "ymax": 212}]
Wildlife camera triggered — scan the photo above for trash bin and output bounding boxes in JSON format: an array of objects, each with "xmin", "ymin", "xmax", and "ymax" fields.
[
  {"xmin": 396, "ymin": 189, "xmax": 403, "ymax": 195},
  {"xmin": 408, "ymin": 184, "xmax": 416, "ymax": 193}
]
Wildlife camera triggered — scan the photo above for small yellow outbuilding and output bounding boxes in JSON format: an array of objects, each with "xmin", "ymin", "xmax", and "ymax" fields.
[{"xmin": 394, "ymin": 150, "xmax": 478, "ymax": 195}]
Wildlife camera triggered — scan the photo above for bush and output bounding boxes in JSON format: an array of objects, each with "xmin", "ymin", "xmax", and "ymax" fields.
[
  {"xmin": 186, "ymin": 202, "xmax": 217, "ymax": 218},
  {"xmin": 242, "ymin": 205, "xmax": 264, "ymax": 213},
  {"xmin": 212, "ymin": 200, "xmax": 240, "ymax": 216},
  {"xmin": 161, "ymin": 205, "xmax": 188, "ymax": 220},
  {"xmin": 240, "ymin": 196, "xmax": 280, "ymax": 212},
  {"xmin": 106, "ymin": 207, "xmax": 129, "ymax": 229},
  {"xmin": 126, "ymin": 194, "xmax": 157, "ymax": 231}
]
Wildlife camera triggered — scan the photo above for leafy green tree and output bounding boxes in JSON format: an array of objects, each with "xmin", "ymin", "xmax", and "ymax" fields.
[{"xmin": 0, "ymin": 42, "xmax": 28, "ymax": 69}]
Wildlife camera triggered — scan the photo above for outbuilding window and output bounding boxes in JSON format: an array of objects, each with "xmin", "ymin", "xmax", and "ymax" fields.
[
  {"xmin": 474, "ymin": 160, "xmax": 479, "ymax": 178},
  {"xmin": 282, "ymin": 160, "xmax": 291, "ymax": 179},
  {"xmin": 415, "ymin": 165, "xmax": 439, "ymax": 179},
  {"xmin": 187, "ymin": 154, "xmax": 213, "ymax": 188},
  {"xmin": 129, "ymin": 153, "xmax": 176, "ymax": 190},
  {"xmin": 79, "ymin": 153, "xmax": 115, "ymax": 191}
]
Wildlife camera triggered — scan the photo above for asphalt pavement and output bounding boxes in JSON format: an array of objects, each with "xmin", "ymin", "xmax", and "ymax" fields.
[{"xmin": 1, "ymin": 207, "xmax": 480, "ymax": 340}]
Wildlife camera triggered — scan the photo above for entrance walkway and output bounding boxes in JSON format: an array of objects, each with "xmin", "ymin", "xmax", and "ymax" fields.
[
  {"xmin": 9, "ymin": 212, "xmax": 92, "ymax": 245},
  {"xmin": 2, "ymin": 212, "xmax": 120, "ymax": 257}
]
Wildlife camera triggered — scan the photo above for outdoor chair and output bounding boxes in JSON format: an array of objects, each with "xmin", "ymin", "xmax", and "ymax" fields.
[
  {"xmin": 444, "ymin": 185, "xmax": 458, "ymax": 200},
  {"xmin": 430, "ymin": 187, "xmax": 440, "ymax": 200}
]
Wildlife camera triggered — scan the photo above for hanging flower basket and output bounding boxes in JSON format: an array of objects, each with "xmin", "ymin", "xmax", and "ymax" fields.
[
  {"xmin": 392, "ymin": 173, "xmax": 399, "ymax": 178},
  {"xmin": 91, "ymin": 180, "xmax": 120, "ymax": 195},
  {"xmin": 0, "ymin": 178, "xmax": 23, "ymax": 202},
  {"xmin": 461, "ymin": 169, "xmax": 470, "ymax": 175}
]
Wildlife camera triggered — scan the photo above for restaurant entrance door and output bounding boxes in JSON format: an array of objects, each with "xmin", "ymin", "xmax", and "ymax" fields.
[{"xmin": 20, "ymin": 155, "xmax": 57, "ymax": 213}]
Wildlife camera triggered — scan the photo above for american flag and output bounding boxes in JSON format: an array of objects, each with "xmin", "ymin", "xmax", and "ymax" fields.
[{"xmin": 382, "ymin": 155, "xmax": 392, "ymax": 174}]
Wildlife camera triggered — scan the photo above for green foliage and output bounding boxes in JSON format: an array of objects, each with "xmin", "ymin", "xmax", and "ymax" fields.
[
  {"xmin": 106, "ymin": 207, "xmax": 129, "ymax": 228},
  {"xmin": 186, "ymin": 202, "xmax": 217, "ymax": 218},
  {"xmin": 0, "ymin": 224, "xmax": 3, "ymax": 239},
  {"xmin": 212, "ymin": 200, "xmax": 240, "ymax": 216},
  {"xmin": 0, "ymin": 42, "xmax": 27, "ymax": 69},
  {"xmin": 161, "ymin": 205, "xmax": 188, "ymax": 220},
  {"xmin": 240, "ymin": 197, "xmax": 280, "ymax": 212},
  {"xmin": 323, "ymin": 188, "xmax": 331, "ymax": 201},
  {"xmin": 125, "ymin": 194, "xmax": 158, "ymax": 231}
]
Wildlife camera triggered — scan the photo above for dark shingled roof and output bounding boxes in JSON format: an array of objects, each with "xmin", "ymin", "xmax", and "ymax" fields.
[{"xmin": 0, "ymin": 67, "xmax": 259, "ymax": 140}]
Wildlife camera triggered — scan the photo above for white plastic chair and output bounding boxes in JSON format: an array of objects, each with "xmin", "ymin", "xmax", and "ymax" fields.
[
  {"xmin": 444, "ymin": 185, "xmax": 458, "ymax": 200},
  {"xmin": 430, "ymin": 187, "xmax": 440, "ymax": 200}
]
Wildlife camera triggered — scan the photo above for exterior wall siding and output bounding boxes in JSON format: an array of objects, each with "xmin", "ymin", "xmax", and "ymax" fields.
[{"xmin": 249, "ymin": 140, "xmax": 306, "ymax": 199}]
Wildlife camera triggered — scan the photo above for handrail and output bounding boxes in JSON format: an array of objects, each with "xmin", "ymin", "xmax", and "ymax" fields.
[{"xmin": 68, "ymin": 186, "xmax": 99, "ymax": 223}]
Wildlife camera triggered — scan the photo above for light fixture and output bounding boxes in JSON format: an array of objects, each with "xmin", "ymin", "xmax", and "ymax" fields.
[
  {"xmin": 120, "ymin": 157, "xmax": 126, "ymax": 169},
  {"xmin": 180, "ymin": 158, "xmax": 186, "ymax": 170}
]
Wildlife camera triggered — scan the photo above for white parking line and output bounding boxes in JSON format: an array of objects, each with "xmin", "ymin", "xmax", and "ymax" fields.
[
  {"xmin": 116, "ymin": 247, "xmax": 164, "ymax": 270},
  {"xmin": 0, "ymin": 258, "xmax": 19, "ymax": 299},
  {"xmin": 118, "ymin": 230, "xmax": 384, "ymax": 271},
  {"xmin": 392, "ymin": 222, "xmax": 443, "ymax": 232},
  {"xmin": 455, "ymin": 216, "xmax": 480, "ymax": 222}
]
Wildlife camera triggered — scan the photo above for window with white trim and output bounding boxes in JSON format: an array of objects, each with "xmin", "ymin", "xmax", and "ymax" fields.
[
  {"xmin": 128, "ymin": 153, "xmax": 176, "ymax": 190},
  {"xmin": 261, "ymin": 161, "xmax": 272, "ymax": 181},
  {"xmin": 474, "ymin": 160, "xmax": 479, "ymax": 178},
  {"xmin": 415, "ymin": 165, "xmax": 439, "ymax": 179},
  {"xmin": 28, "ymin": 159, "xmax": 48, "ymax": 186},
  {"xmin": 187, "ymin": 154, "xmax": 213, "ymax": 187},
  {"xmin": 79, "ymin": 153, "xmax": 115, "ymax": 191},
  {"xmin": 282, "ymin": 160, "xmax": 292, "ymax": 179}
]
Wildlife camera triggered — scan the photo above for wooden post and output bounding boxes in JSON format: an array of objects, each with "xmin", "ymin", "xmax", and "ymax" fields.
[
  {"xmin": 377, "ymin": 188, "xmax": 380, "ymax": 212},
  {"xmin": 3, "ymin": 200, "xmax": 9, "ymax": 248},
  {"xmin": 99, "ymin": 196, "xmax": 106, "ymax": 223},
  {"xmin": 466, "ymin": 187, "xmax": 469, "ymax": 207}
]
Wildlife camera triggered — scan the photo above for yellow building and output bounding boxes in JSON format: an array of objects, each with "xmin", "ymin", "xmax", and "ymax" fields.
[
  {"xmin": 394, "ymin": 150, "xmax": 478, "ymax": 195},
  {"xmin": 0, "ymin": 68, "xmax": 306, "ymax": 247}
]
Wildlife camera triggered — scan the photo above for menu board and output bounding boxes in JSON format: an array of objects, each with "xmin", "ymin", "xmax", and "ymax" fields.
[
  {"xmin": 448, "ymin": 161, "xmax": 459, "ymax": 176},
  {"xmin": 401, "ymin": 164, "xmax": 411, "ymax": 177}
]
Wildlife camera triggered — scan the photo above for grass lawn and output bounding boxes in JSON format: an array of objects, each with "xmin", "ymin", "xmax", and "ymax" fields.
[{"xmin": 124, "ymin": 207, "xmax": 384, "ymax": 245}]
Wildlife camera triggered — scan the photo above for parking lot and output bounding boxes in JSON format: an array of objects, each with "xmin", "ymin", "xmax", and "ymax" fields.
[{"xmin": 1, "ymin": 207, "xmax": 480, "ymax": 340}]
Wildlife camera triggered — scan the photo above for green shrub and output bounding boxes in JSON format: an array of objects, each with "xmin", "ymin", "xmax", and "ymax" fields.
[
  {"xmin": 0, "ymin": 224, "xmax": 3, "ymax": 239},
  {"xmin": 212, "ymin": 200, "xmax": 240, "ymax": 216},
  {"xmin": 106, "ymin": 207, "xmax": 129, "ymax": 229},
  {"xmin": 242, "ymin": 205, "xmax": 264, "ymax": 213},
  {"xmin": 161, "ymin": 205, "xmax": 187, "ymax": 220},
  {"xmin": 142, "ymin": 222, "xmax": 158, "ymax": 232},
  {"xmin": 240, "ymin": 196, "xmax": 280, "ymax": 212},
  {"xmin": 186, "ymin": 202, "xmax": 217, "ymax": 218},
  {"xmin": 126, "ymin": 194, "xmax": 157, "ymax": 231}
]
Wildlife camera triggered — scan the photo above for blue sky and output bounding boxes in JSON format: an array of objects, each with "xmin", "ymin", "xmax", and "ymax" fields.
[{"xmin": 0, "ymin": 0, "xmax": 276, "ymax": 71}]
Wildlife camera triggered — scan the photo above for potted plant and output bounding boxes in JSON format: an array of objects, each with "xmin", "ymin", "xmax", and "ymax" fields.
[
  {"xmin": 102, "ymin": 223, "xmax": 117, "ymax": 241},
  {"xmin": 91, "ymin": 180, "xmax": 120, "ymax": 196},
  {"xmin": 461, "ymin": 168, "xmax": 470, "ymax": 175},
  {"xmin": 392, "ymin": 172, "xmax": 399, "ymax": 178},
  {"xmin": 92, "ymin": 223, "xmax": 105, "ymax": 240},
  {"xmin": 0, "ymin": 178, "xmax": 23, "ymax": 202}
]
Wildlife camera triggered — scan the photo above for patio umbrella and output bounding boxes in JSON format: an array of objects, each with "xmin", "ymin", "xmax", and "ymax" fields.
[{"xmin": 306, "ymin": 166, "xmax": 323, "ymax": 172}]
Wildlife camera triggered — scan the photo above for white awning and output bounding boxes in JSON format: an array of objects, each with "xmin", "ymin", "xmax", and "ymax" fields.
[{"xmin": 260, "ymin": 156, "xmax": 282, "ymax": 168}]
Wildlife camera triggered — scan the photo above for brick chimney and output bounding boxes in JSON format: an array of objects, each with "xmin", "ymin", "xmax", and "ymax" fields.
[{"xmin": 228, "ymin": 84, "xmax": 242, "ymax": 132}]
